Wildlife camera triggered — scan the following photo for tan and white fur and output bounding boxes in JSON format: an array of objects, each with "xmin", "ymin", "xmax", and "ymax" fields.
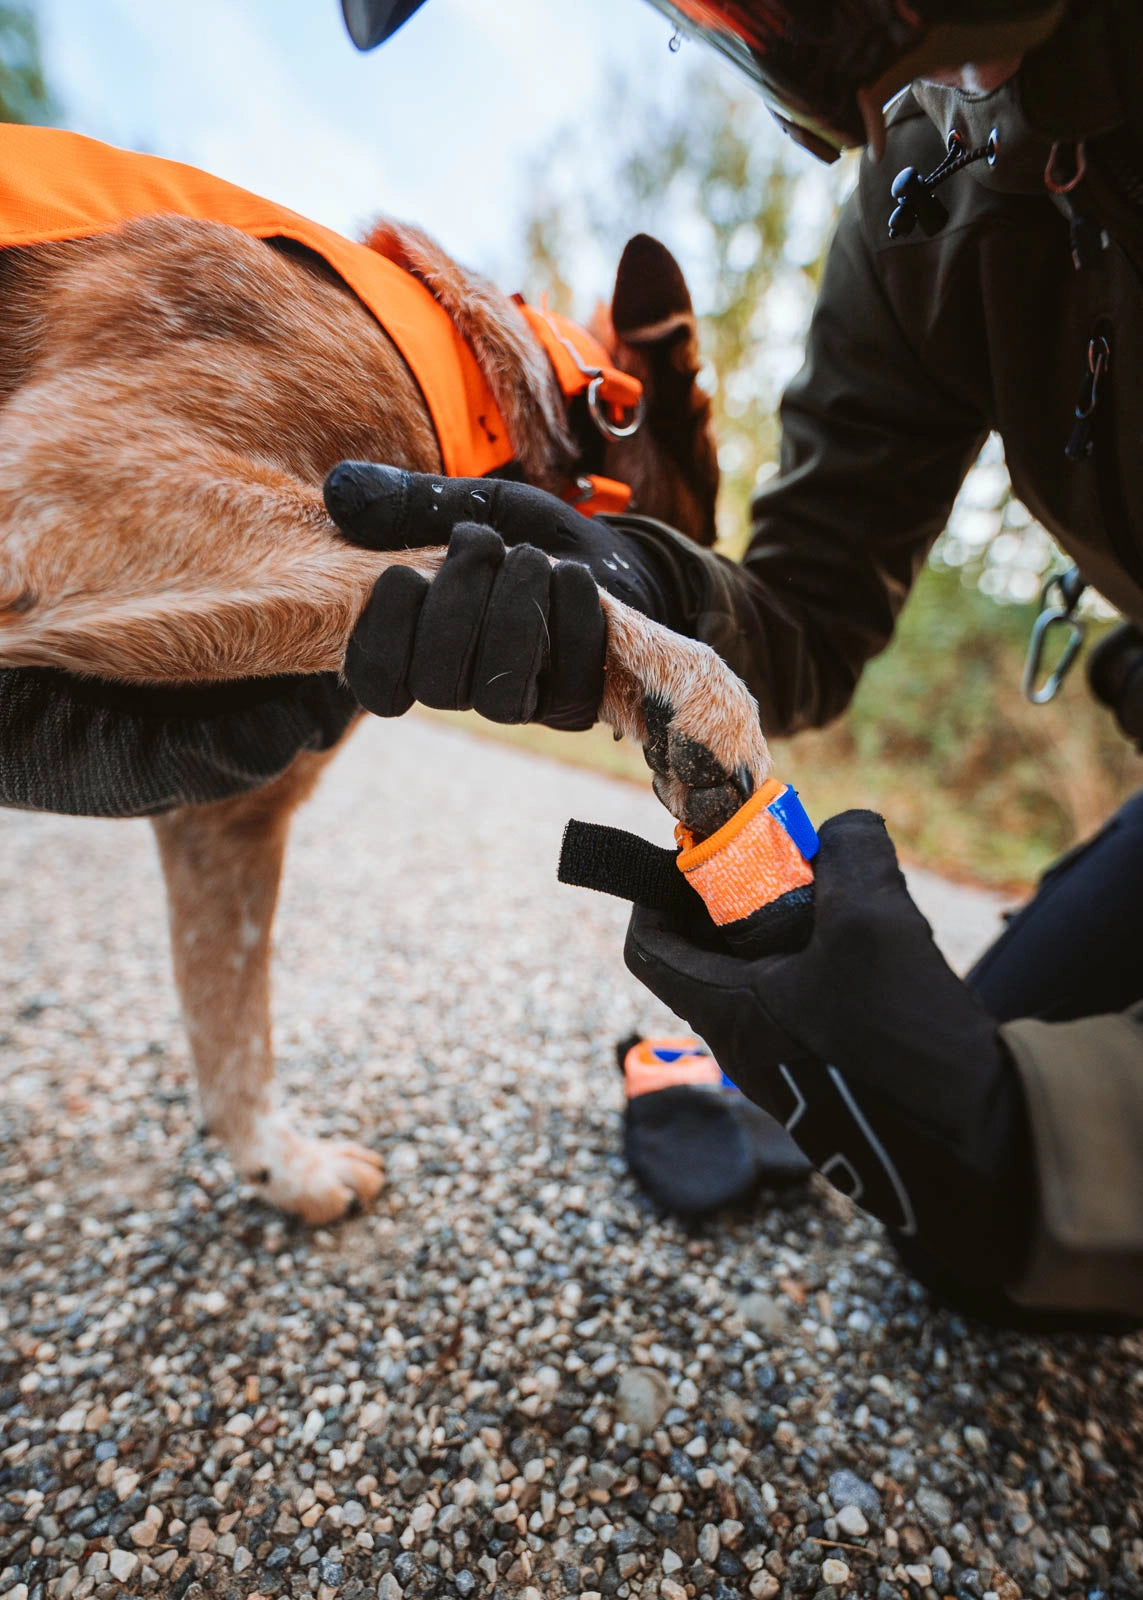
[{"xmin": 0, "ymin": 216, "xmax": 769, "ymax": 1223}]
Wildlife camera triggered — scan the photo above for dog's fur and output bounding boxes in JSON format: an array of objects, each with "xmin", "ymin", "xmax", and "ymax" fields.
[{"xmin": 0, "ymin": 215, "xmax": 770, "ymax": 1222}]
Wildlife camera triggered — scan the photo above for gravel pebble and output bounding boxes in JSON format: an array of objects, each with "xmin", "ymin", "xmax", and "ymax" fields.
[
  {"xmin": 835, "ymin": 1504, "xmax": 868, "ymax": 1538},
  {"xmin": 1, "ymin": 718, "xmax": 1139, "ymax": 1600}
]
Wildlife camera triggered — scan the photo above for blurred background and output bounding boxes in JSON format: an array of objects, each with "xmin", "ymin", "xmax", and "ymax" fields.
[{"xmin": 4, "ymin": 0, "xmax": 1138, "ymax": 886}]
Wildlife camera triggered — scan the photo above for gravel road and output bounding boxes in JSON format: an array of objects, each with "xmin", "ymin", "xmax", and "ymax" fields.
[{"xmin": 1, "ymin": 716, "xmax": 1140, "ymax": 1600}]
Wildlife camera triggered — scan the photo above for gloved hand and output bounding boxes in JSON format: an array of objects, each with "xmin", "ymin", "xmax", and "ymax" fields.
[
  {"xmin": 625, "ymin": 810, "xmax": 1038, "ymax": 1289},
  {"xmin": 324, "ymin": 462, "xmax": 677, "ymax": 731}
]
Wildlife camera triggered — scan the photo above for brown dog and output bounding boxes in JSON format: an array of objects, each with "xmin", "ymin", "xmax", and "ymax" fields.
[{"xmin": 0, "ymin": 200, "xmax": 770, "ymax": 1223}]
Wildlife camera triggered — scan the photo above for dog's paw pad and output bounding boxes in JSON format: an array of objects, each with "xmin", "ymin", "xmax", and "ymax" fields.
[{"xmin": 246, "ymin": 1122, "xmax": 384, "ymax": 1224}]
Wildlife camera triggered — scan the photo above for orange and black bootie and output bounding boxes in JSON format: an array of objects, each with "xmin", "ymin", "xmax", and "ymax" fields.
[
  {"xmin": 560, "ymin": 780, "xmax": 818, "ymax": 1215},
  {"xmin": 618, "ymin": 1033, "xmax": 809, "ymax": 1216}
]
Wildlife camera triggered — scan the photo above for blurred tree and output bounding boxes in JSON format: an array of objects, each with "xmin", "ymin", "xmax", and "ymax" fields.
[
  {"xmin": 0, "ymin": 2, "xmax": 54, "ymax": 125},
  {"xmin": 519, "ymin": 69, "xmax": 848, "ymax": 543}
]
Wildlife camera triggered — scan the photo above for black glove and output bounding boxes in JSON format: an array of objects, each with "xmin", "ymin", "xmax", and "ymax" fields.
[
  {"xmin": 625, "ymin": 811, "xmax": 1037, "ymax": 1290},
  {"xmin": 323, "ymin": 462, "xmax": 678, "ymax": 731}
]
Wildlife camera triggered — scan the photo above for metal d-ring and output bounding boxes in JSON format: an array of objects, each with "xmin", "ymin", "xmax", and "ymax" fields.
[
  {"xmin": 1022, "ymin": 568, "xmax": 1087, "ymax": 704},
  {"xmin": 587, "ymin": 374, "xmax": 645, "ymax": 441}
]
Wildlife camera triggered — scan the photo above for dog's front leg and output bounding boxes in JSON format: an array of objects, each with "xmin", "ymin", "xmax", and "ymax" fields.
[{"xmin": 150, "ymin": 752, "xmax": 383, "ymax": 1224}]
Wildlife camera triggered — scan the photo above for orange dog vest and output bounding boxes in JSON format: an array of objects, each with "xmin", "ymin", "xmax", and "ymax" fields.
[{"xmin": 0, "ymin": 123, "xmax": 640, "ymax": 501}]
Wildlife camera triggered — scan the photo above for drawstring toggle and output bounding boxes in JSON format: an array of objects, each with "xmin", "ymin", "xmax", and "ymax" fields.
[{"xmin": 889, "ymin": 128, "xmax": 999, "ymax": 239}]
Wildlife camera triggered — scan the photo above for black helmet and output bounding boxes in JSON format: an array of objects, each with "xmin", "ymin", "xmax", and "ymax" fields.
[
  {"xmin": 340, "ymin": 0, "xmax": 427, "ymax": 51},
  {"xmin": 341, "ymin": 0, "xmax": 1066, "ymax": 163},
  {"xmin": 643, "ymin": 2, "xmax": 1067, "ymax": 160}
]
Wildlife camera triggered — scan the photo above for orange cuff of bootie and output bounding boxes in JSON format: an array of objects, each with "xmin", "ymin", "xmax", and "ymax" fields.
[{"xmin": 676, "ymin": 779, "xmax": 819, "ymax": 949}]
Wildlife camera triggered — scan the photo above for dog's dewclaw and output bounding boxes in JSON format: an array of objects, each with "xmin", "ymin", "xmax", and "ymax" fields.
[{"xmin": 595, "ymin": 593, "xmax": 771, "ymax": 833}]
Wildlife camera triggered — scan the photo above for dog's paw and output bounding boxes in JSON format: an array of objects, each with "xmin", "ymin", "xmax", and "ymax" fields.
[
  {"xmin": 596, "ymin": 596, "xmax": 771, "ymax": 837},
  {"xmin": 241, "ymin": 1115, "xmax": 384, "ymax": 1224}
]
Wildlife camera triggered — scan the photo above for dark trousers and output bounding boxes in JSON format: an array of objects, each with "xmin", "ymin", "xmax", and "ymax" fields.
[
  {"xmin": 968, "ymin": 786, "xmax": 1143, "ymax": 1023},
  {"xmin": 897, "ymin": 786, "xmax": 1143, "ymax": 1331}
]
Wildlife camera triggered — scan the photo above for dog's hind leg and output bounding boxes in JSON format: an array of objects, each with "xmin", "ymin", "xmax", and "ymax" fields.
[{"xmin": 150, "ymin": 745, "xmax": 384, "ymax": 1225}]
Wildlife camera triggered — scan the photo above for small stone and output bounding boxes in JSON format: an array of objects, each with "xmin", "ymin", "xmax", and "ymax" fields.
[
  {"xmin": 698, "ymin": 1524, "xmax": 720, "ymax": 1563},
  {"xmin": 661, "ymin": 1582, "xmax": 687, "ymax": 1600},
  {"xmin": 827, "ymin": 1471, "xmax": 880, "ymax": 1520},
  {"xmin": 452, "ymin": 1574, "xmax": 474, "ymax": 1598},
  {"xmin": 187, "ymin": 1519, "xmax": 214, "ymax": 1552},
  {"xmin": 341, "ymin": 1501, "xmax": 366, "ymax": 1527},
  {"xmin": 224, "ymin": 1412, "xmax": 254, "ymax": 1437},
  {"xmin": 57, "ymin": 1406, "xmax": 87, "ymax": 1434},
  {"xmin": 451, "ymin": 1478, "xmax": 476, "ymax": 1508},
  {"xmin": 817, "ymin": 1325, "xmax": 840, "ymax": 1354},
  {"xmin": 737, "ymin": 1293, "xmax": 784, "ymax": 1332},
  {"xmin": 683, "ymin": 1435, "xmax": 708, "ymax": 1459},
  {"xmin": 835, "ymin": 1505, "xmax": 868, "ymax": 1539},
  {"xmin": 377, "ymin": 1577, "xmax": 404, "ymax": 1600},
  {"xmin": 615, "ymin": 1369, "xmax": 672, "ymax": 1435},
  {"xmin": 201, "ymin": 1289, "xmax": 227, "ymax": 1315},
  {"xmin": 904, "ymin": 1563, "xmax": 933, "ymax": 1588},
  {"xmin": 107, "ymin": 1551, "xmax": 138, "ymax": 1584},
  {"xmin": 662, "ymin": 1550, "xmax": 683, "ymax": 1574},
  {"xmin": 963, "ymin": 1426, "xmax": 989, "ymax": 1455},
  {"xmin": 822, "ymin": 1558, "xmax": 850, "ymax": 1586},
  {"xmin": 1091, "ymin": 1525, "xmax": 1112, "ymax": 1551},
  {"xmin": 233, "ymin": 1548, "xmax": 253, "ymax": 1574},
  {"xmin": 409, "ymin": 1502, "xmax": 434, "ymax": 1534},
  {"xmin": 534, "ymin": 1365, "xmax": 561, "ymax": 1398},
  {"xmin": 129, "ymin": 1518, "xmax": 159, "ymax": 1547},
  {"xmin": 749, "ymin": 1575, "xmax": 780, "ymax": 1600},
  {"xmin": 915, "ymin": 1487, "xmax": 954, "ymax": 1527}
]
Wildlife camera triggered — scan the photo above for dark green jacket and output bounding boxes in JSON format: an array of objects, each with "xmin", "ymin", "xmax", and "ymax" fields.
[{"xmin": 652, "ymin": 5, "xmax": 1143, "ymax": 1318}]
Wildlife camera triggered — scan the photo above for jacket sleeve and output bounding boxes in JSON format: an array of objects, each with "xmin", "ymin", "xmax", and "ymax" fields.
[
  {"xmin": 630, "ymin": 162, "xmax": 991, "ymax": 736},
  {"xmin": 0, "ymin": 666, "xmax": 358, "ymax": 817},
  {"xmin": 1001, "ymin": 1007, "xmax": 1143, "ymax": 1318}
]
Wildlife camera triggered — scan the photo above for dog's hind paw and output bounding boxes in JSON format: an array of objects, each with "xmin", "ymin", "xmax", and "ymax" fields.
[{"xmin": 241, "ymin": 1115, "xmax": 384, "ymax": 1224}]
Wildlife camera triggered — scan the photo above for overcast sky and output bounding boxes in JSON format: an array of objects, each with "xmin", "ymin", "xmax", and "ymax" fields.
[{"xmin": 35, "ymin": 0, "xmax": 760, "ymax": 283}]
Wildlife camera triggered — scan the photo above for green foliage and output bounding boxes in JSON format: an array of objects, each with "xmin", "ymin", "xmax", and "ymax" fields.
[
  {"xmin": 0, "ymin": 2, "xmax": 53, "ymax": 126},
  {"xmin": 778, "ymin": 564, "xmax": 1139, "ymax": 886}
]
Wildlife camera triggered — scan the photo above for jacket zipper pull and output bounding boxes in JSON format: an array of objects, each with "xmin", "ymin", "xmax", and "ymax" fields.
[{"xmin": 1065, "ymin": 333, "xmax": 1110, "ymax": 461}]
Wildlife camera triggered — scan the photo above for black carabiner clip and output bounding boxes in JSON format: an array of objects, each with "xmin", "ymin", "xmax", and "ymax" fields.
[{"xmin": 1022, "ymin": 566, "xmax": 1087, "ymax": 704}]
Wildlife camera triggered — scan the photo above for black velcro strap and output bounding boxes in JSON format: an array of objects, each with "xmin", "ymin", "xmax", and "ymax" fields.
[{"xmin": 558, "ymin": 819, "xmax": 696, "ymax": 916}]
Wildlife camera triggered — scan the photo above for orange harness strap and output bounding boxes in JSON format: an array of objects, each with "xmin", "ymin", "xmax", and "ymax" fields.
[
  {"xmin": 516, "ymin": 302, "xmax": 643, "ymax": 515},
  {"xmin": 0, "ymin": 124, "xmax": 514, "ymax": 480}
]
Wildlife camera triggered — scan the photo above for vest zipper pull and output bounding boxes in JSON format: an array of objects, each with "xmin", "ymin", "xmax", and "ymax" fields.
[{"xmin": 1065, "ymin": 333, "xmax": 1110, "ymax": 461}]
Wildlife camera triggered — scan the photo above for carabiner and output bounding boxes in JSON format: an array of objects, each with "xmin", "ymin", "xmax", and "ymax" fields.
[{"xmin": 1022, "ymin": 567, "xmax": 1087, "ymax": 704}]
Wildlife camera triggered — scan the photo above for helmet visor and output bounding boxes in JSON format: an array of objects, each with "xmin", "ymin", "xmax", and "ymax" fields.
[
  {"xmin": 643, "ymin": 1, "xmax": 924, "ymax": 159},
  {"xmin": 341, "ymin": 0, "xmax": 427, "ymax": 51}
]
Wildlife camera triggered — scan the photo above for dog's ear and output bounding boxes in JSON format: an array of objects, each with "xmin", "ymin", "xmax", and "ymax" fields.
[
  {"xmin": 611, "ymin": 233, "xmax": 697, "ymax": 354},
  {"xmin": 605, "ymin": 236, "xmax": 719, "ymax": 546}
]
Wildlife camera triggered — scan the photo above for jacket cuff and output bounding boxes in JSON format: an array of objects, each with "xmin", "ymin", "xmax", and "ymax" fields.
[{"xmin": 1001, "ymin": 1012, "xmax": 1143, "ymax": 1317}]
